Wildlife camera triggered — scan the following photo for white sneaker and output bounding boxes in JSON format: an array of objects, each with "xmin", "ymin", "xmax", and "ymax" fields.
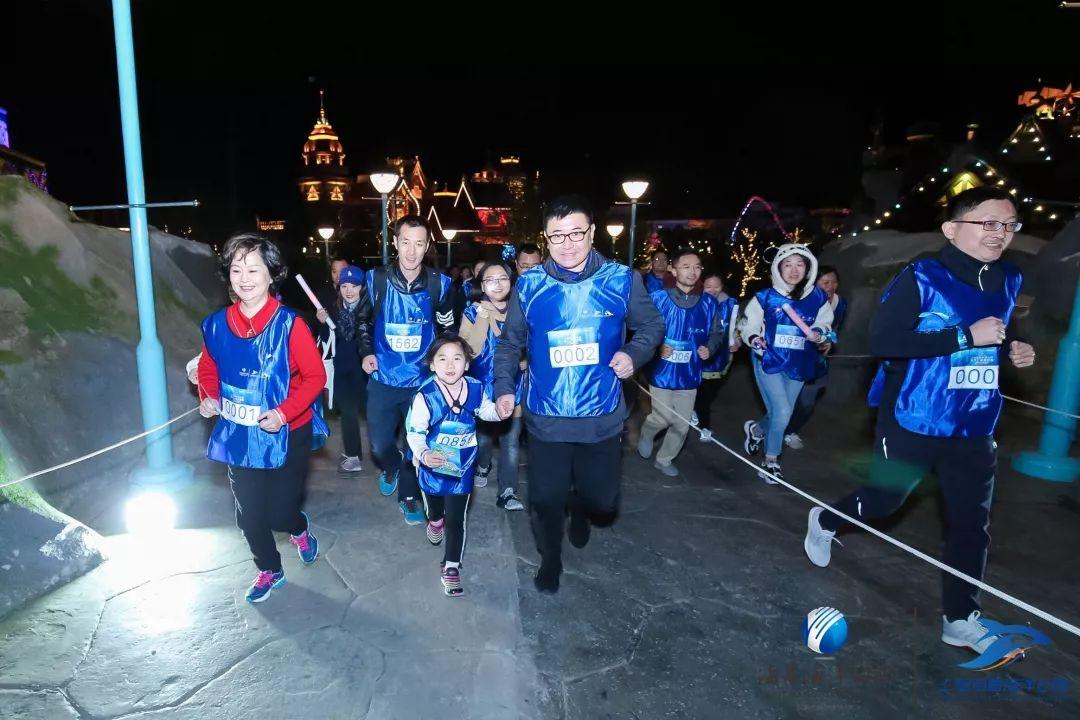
[
  {"xmin": 784, "ymin": 433, "xmax": 805, "ymax": 449},
  {"xmin": 690, "ymin": 411, "xmax": 700, "ymax": 426},
  {"xmin": 698, "ymin": 429, "xmax": 713, "ymax": 443},
  {"xmin": 497, "ymin": 488, "xmax": 525, "ymax": 512},
  {"xmin": 942, "ymin": 611, "xmax": 1000, "ymax": 654},
  {"xmin": 758, "ymin": 459, "xmax": 782, "ymax": 485},
  {"xmin": 474, "ymin": 463, "xmax": 491, "ymax": 488},
  {"xmin": 339, "ymin": 455, "xmax": 363, "ymax": 473},
  {"xmin": 804, "ymin": 507, "xmax": 839, "ymax": 567}
]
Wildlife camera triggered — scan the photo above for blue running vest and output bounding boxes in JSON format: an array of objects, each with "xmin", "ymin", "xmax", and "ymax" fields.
[
  {"xmin": 644, "ymin": 272, "xmax": 665, "ymax": 294},
  {"xmin": 868, "ymin": 259, "xmax": 1022, "ymax": 437},
  {"xmin": 647, "ymin": 290, "xmax": 720, "ymax": 390},
  {"xmin": 807, "ymin": 295, "xmax": 848, "ymax": 381},
  {"xmin": 463, "ymin": 303, "xmax": 522, "ymax": 403},
  {"xmin": 367, "ymin": 269, "xmax": 452, "ymax": 388},
  {"xmin": 702, "ymin": 297, "xmax": 738, "ymax": 374},
  {"xmin": 202, "ymin": 305, "xmax": 329, "ymax": 469},
  {"xmin": 409, "ymin": 376, "xmax": 484, "ymax": 495},
  {"xmin": 519, "ymin": 262, "xmax": 631, "ymax": 417},
  {"xmin": 756, "ymin": 286, "xmax": 829, "ymax": 382}
]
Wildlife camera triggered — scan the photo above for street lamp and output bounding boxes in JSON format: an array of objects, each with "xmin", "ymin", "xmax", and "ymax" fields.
[
  {"xmin": 621, "ymin": 179, "xmax": 649, "ymax": 269},
  {"xmin": 111, "ymin": 0, "xmax": 191, "ymax": 495},
  {"xmin": 605, "ymin": 222, "xmax": 625, "ymax": 262},
  {"xmin": 442, "ymin": 229, "xmax": 458, "ymax": 266},
  {"xmin": 370, "ymin": 170, "xmax": 399, "ymax": 265},
  {"xmin": 317, "ymin": 226, "xmax": 335, "ymax": 268}
]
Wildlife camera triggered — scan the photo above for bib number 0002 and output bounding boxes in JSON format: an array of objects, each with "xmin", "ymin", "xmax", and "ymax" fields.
[{"xmin": 549, "ymin": 343, "xmax": 599, "ymax": 368}]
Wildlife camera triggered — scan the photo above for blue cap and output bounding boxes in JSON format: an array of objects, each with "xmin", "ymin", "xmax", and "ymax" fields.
[{"xmin": 338, "ymin": 266, "xmax": 363, "ymax": 287}]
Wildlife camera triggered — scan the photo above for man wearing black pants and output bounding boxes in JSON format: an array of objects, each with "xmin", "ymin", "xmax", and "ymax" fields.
[
  {"xmin": 494, "ymin": 195, "xmax": 664, "ymax": 593},
  {"xmin": 803, "ymin": 187, "xmax": 1036, "ymax": 655},
  {"xmin": 358, "ymin": 216, "xmax": 455, "ymax": 525}
]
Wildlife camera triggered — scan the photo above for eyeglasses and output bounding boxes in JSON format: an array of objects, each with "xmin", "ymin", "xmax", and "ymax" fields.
[
  {"xmin": 952, "ymin": 220, "xmax": 1023, "ymax": 233},
  {"xmin": 545, "ymin": 227, "xmax": 592, "ymax": 245},
  {"xmin": 482, "ymin": 276, "xmax": 511, "ymax": 286}
]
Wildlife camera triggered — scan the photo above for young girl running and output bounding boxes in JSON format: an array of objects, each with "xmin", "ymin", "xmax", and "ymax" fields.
[{"xmin": 405, "ymin": 337, "xmax": 503, "ymax": 596}]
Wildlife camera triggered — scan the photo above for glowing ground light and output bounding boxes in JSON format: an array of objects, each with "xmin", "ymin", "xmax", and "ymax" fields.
[{"xmin": 125, "ymin": 492, "xmax": 177, "ymax": 535}]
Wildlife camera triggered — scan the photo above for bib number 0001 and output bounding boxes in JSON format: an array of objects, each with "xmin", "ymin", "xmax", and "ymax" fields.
[{"xmin": 221, "ymin": 397, "xmax": 261, "ymax": 426}]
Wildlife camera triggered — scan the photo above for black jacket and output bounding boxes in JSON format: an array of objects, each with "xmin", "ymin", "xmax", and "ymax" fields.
[
  {"xmin": 871, "ymin": 242, "xmax": 1022, "ymax": 424},
  {"xmin": 356, "ymin": 264, "xmax": 455, "ymax": 359}
]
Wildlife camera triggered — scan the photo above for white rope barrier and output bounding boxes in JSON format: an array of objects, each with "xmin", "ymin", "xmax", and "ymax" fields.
[{"xmin": 633, "ymin": 380, "xmax": 1080, "ymax": 639}]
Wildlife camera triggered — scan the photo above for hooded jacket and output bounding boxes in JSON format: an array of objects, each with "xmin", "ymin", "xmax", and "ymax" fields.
[{"xmin": 737, "ymin": 244, "xmax": 834, "ymax": 352}]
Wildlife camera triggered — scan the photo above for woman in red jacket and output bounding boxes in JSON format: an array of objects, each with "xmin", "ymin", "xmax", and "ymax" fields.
[{"xmin": 197, "ymin": 233, "xmax": 328, "ymax": 603}]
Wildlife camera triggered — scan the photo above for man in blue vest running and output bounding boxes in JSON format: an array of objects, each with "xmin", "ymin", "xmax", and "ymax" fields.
[
  {"xmin": 494, "ymin": 194, "xmax": 665, "ymax": 593},
  {"xmin": 803, "ymin": 187, "xmax": 1037, "ymax": 655},
  {"xmin": 358, "ymin": 215, "xmax": 456, "ymax": 525},
  {"xmin": 637, "ymin": 248, "xmax": 726, "ymax": 477}
]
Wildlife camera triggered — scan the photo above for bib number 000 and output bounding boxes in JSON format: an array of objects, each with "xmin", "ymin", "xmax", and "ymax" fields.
[{"xmin": 948, "ymin": 365, "xmax": 998, "ymax": 390}]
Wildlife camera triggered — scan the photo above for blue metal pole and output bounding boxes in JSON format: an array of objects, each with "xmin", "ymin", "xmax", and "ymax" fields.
[
  {"xmin": 380, "ymin": 193, "xmax": 390, "ymax": 266},
  {"xmin": 628, "ymin": 200, "xmax": 639, "ymax": 270},
  {"xmin": 112, "ymin": 0, "xmax": 192, "ymax": 490},
  {"xmin": 1013, "ymin": 272, "xmax": 1080, "ymax": 482}
]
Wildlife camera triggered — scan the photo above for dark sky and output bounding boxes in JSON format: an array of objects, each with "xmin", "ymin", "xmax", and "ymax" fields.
[{"xmin": 6, "ymin": 2, "xmax": 1078, "ymax": 241}]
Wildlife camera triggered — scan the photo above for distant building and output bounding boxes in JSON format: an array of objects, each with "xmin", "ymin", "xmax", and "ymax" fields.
[{"xmin": 0, "ymin": 107, "xmax": 48, "ymax": 193}]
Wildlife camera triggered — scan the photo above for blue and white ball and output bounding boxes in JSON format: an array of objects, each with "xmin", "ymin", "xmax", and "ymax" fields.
[{"xmin": 802, "ymin": 607, "xmax": 848, "ymax": 654}]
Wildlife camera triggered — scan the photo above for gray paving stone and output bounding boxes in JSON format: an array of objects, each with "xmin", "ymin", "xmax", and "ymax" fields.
[{"xmin": 0, "ymin": 689, "xmax": 80, "ymax": 720}]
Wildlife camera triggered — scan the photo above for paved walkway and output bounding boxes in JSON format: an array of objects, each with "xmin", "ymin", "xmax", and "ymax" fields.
[{"xmin": 2, "ymin": 366, "xmax": 1079, "ymax": 719}]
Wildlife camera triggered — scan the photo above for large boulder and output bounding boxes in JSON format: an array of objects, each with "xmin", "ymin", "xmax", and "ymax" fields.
[{"xmin": 0, "ymin": 176, "xmax": 224, "ymax": 617}]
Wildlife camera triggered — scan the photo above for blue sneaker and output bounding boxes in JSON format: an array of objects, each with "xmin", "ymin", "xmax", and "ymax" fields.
[
  {"xmin": 400, "ymin": 497, "xmax": 425, "ymax": 526},
  {"xmin": 290, "ymin": 512, "xmax": 319, "ymax": 565},
  {"xmin": 246, "ymin": 569, "xmax": 285, "ymax": 603},
  {"xmin": 378, "ymin": 469, "xmax": 399, "ymax": 497}
]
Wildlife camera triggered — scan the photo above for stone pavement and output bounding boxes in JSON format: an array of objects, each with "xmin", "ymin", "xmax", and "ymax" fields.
[
  {"xmin": 2, "ymin": 365, "xmax": 1080, "ymax": 719},
  {"xmin": 0, "ymin": 446, "xmax": 538, "ymax": 720}
]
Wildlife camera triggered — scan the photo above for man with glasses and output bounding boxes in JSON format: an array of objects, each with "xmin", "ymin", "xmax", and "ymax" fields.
[
  {"xmin": 637, "ymin": 248, "xmax": 725, "ymax": 478},
  {"xmin": 804, "ymin": 187, "xmax": 1036, "ymax": 656},
  {"xmin": 494, "ymin": 194, "xmax": 664, "ymax": 593},
  {"xmin": 516, "ymin": 243, "xmax": 543, "ymax": 275}
]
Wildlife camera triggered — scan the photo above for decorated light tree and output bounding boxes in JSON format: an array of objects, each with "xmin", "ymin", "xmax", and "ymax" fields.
[
  {"xmin": 731, "ymin": 228, "xmax": 766, "ymax": 297},
  {"xmin": 726, "ymin": 195, "xmax": 796, "ymax": 297}
]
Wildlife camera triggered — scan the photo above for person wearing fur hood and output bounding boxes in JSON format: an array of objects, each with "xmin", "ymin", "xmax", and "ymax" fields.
[{"xmin": 737, "ymin": 244, "xmax": 834, "ymax": 483}]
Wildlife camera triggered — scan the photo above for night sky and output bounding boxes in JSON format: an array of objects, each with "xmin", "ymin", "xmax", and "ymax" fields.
[{"xmin": 6, "ymin": 2, "xmax": 1078, "ymax": 242}]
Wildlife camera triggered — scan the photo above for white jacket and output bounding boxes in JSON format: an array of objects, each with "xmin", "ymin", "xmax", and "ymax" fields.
[{"xmin": 738, "ymin": 244, "xmax": 834, "ymax": 352}]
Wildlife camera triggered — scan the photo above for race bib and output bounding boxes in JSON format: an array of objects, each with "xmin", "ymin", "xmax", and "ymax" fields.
[
  {"xmin": 948, "ymin": 349, "xmax": 999, "ymax": 390},
  {"xmin": 385, "ymin": 323, "xmax": 422, "ymax": 353},
  {"xmin": 663, "ymin": 338, "xmax": 692, "ymax": 364},
  {"xmin": 774, "ymin": 325, "xmax": 806, "ymax": 351},
  {"xmin": 433, "ymin": 431, "xmax": 477, "ymax": 449},
  {"xmin": 429, "ymin": 421, "xmax": 475, "ymax": 478},
  {"xmin": 220, "ymin": 382, "xmax": 261, "ymax": 427},
  {"xmin": 547, "ymin": 328, "xmax": 599, "ymax": 369}
]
